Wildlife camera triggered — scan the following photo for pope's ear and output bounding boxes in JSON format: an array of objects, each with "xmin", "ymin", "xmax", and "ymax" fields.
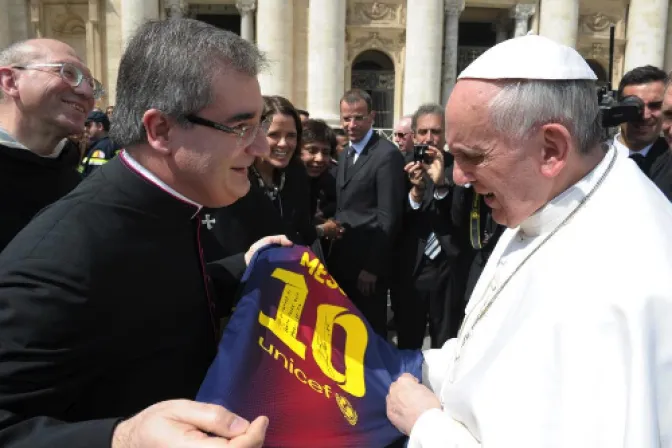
[
  {"xmin": 142, "ymin": 109, "xmax": 173, "ymax": 156},
  {"xmin": 539, "ymin": 123, "xmax": 571, "ymax": 178}
]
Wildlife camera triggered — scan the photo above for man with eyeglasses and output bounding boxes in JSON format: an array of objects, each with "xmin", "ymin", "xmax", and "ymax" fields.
[
  {"xmin": 393, "ymin": 115, "xmax": 414, "ymax": 156},
  {"xmin": 0, "ymin": 20, "xmax": 285, "ymax": 448},
  {"xmin": 0, "ymin": 39, "xmax": 97, "ymax": 252}
]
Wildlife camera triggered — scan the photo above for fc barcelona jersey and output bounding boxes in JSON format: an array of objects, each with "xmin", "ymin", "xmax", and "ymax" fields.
[{"xmin": 197, "ymin": 245, "xmax": 424, "ymax": 447}]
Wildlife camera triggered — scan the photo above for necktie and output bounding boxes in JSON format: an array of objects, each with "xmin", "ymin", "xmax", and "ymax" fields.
[
  {"xmin": 424, "ymin": 232, "xmax": 441, "ymax": 260},
  {"xmin": 630, "ymin": 153, "xmax": 646, "ymax": 170},
  {"xmin": 345, "ymin": 147, "xmax": 356, "ymax": 174}
]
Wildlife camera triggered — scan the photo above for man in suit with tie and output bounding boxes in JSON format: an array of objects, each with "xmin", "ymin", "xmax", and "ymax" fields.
[
  {"xmin": 612, "ymin": 65, "xmax": 672, "ymax": 199},
  {"xmin": 328, "ymin": 89, "xmax": 405, "ymax": 337},
  {"xmin": 394, "ymin": 104, "xmax": 459, "ymax": 349}
]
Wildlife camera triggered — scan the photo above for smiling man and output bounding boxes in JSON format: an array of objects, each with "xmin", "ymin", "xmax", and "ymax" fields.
[
  {"xmin": 613, "ymin": 65, "xmax": 672, "ymax": 199},
  {"xmin": 386, "ymin": 35, "xmax": 672, "ymax": 447},
  {"xmin": 0, "ymin": 39, "xmax": 93, "ymax": 251},
  {"xmin": 0, "ymin": 19, "xmax": 284, "ymax": 448}
]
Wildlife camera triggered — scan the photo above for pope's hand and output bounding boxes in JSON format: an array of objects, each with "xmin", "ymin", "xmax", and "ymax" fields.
[
  {"xmin": 245, "ymin": 235, "xmax": 293, "ymax": 265},
  {"xmin": 387, "ymin": 373, "xmax": 441, "ymax": 436},
  {"xmin": 112, "ymin": 400, "xmax": 268, "ymax": 448}
]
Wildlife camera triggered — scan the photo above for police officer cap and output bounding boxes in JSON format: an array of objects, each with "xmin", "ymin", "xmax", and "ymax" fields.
[
  {"xmin": 86, "ymin": 110, "xmax": 110, "ymax": 127},
  {"xmin": 458, "ymin": 34, "xmax": 597, "ymax": 81}
]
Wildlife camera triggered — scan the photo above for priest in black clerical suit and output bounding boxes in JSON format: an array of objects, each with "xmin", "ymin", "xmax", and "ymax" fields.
[{"xmin": 0, "ymin": 154, "xmax": 234, "ymax": 445}]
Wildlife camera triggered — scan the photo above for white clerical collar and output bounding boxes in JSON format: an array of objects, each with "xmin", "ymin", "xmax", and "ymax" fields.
[
  {"xmin": 0, "ymin": 126, "xmax": 67, "ymax": 158},
  {"xmin": 119, "ymin": 150, "xmax": 203, "ymax": 217},
  {"xmin": 519, "ymin": 147, "xmax": 617, "ymax": 237},
  {"xmin": 613, "ymin": 133, "xmax": 654, "ymax": 158},
  {"xmin": 350, "ymin": 128, "xmax": 374, "ymax": 155}
]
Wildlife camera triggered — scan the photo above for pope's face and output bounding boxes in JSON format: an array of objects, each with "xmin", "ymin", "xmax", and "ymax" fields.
[{"xmin": 447, "ymin": 80, "xmax": 550, "ymax": 228}]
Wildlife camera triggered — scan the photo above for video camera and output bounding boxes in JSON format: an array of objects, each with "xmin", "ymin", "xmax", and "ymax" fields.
[
  {"xmin": 595, "ymin": 25, "xmax": 645, "ymax": 130},
  {"xmin": 598, "ymin": 87, "xmax": 645, "ymax": 128}
]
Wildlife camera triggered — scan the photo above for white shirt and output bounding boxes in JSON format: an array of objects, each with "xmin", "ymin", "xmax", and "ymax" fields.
[
  {"xmin": 411, "ymin": 147, "xmax": 672, "ymax": 447},
  {"xmin": 349, "ymin": 128, "xmax": 374, "ymax": 163},
  {"xmin": 612, "ymin": 133, "xmax": 654, "ymax": 158}
]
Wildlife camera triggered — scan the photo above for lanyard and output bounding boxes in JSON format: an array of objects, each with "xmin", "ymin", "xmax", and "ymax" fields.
[{"xmin": 469, "ymin": 193, "xmax": 483, "ymax": 249}]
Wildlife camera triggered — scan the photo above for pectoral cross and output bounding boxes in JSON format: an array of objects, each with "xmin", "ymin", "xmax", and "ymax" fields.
[{"xmin": 202, "ymin": 214, "xmax": 216, "ymax": 230}]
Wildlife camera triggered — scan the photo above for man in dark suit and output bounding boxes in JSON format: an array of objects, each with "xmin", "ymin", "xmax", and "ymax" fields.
[
  {"xmin": 614, "ymin": 65, "xmax": 672, "ymax": 199},
  {"xmin": 394, "ymin": 104, "xmax": 460, "ymax": 349},
  {"xmin": 327, "ymin": 89, "xmax": 405, "ymax": 337}
]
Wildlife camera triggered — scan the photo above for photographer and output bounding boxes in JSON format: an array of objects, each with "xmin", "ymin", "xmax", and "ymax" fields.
[
  {"xmin": 393, "ymin": 104, "xmax": 459, "ymax": 349},
  {"xmin": 612, "ymin": 65, "xmax": 672, "ymax": 199}
]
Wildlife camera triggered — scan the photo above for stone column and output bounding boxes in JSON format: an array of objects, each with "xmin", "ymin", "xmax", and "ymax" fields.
[
  {"xmin": 167, "ymin": 0, "xmax": 186, "ymax": 18},
  {"xmin": 403, "ymin": 0, "xmax": 444, "ymax": 114},
  {"xmin": 85, "ymin": 0, "xmax": 102, "ymax": 85},
  {"xmin": 256, "ymin": 0, "xmax": 293, "ymax": 99},
  {"xmin": 538, "ymin": 0, "xmax": 579, "ymax": 48},
  {"xmin": 236, "ymin": 0, "xmax": 256, "ymax": 42},
  {"xmin": 665, "ymin": 0, "xmax": 672, "ymax": 72},
  {"xmin": 624, "ymin": 0, "xmax": 669, "ymax": 72},
  {"xmin": 307, "ymin": 0, "xmax": 346, "ymax": 125},
  {"xmin": 495, "ymin": 15, "xmax": 510, "ymax": 43},
  {"xmin": 0, "ymin": 0, "xmax": 11, "ymax": 49},
  {"xmin": 441, "ymin": 0, "xmax": 464, "ymax": 105},
  {"xmin": 121, "ymin": 0, "xmax": 160, "ymax": 48},
  {"xmin": 510, "ymin": 4, "xmax": 535, "ymax": 38}
]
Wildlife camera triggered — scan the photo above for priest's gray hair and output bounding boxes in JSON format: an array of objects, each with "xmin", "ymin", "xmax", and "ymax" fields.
[
  {"xmin": 110, "ymin": 18, "xmax": 267, "ymax": 148},
  {"xmin": 488, "ymin": 80, "xmax": 602, "ymax": 155}
]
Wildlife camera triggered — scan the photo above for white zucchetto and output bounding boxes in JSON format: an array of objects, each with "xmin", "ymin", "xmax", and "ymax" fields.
[{"xmin": 458, "ymin": 35, "xmax": 598, "ymax": 81}]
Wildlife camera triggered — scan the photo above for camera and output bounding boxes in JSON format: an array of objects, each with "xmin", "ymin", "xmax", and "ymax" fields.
[
  {"xmin": 598, "ymin": 87, "xmax": 645, "ymax": 128},
  {"xmin": 413, "ymin": 144, "xmax": 433, "ymax": 164}
]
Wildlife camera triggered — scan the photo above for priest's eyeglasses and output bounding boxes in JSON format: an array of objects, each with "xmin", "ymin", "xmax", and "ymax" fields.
[
  {"xmin": 185, "ymin": 115, "xmax": 272, "ymax": 148},
  {"xmin": 13, "ymin": 62, "xmax": 105, "ymax": 100}
]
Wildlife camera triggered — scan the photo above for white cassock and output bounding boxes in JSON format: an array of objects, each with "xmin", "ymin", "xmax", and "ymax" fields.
[{"xmin": 409, "ymin": 147, "xmax": 672, "ymax": 447}]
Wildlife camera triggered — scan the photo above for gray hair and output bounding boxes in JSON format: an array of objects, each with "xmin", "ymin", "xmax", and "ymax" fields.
[
  {"xmin": 411, "ymin": 103, "xmax": 444, "ymax": 131},
  {"xmin": 488, "ymin": 80, "xmax": 602, "ymax": 155},
  {"xmin": 110, "ymin": 18, "xmax": 267, "ymax": 148},
  {"xmin": 0, "ymin": 41, "xmax": 45, "ymax": 101}
]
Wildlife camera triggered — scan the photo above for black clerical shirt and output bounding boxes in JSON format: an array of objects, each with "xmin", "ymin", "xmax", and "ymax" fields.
[{"xmin": 0, "ymin": 153, "xmax": 224, "ymax": 447}]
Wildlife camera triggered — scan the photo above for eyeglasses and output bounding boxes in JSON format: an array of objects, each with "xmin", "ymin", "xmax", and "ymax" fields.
[
  {"xmin": 394, "ymin": 132, "xmax": 409, "ymax": 138},
  {"xmin": 13, "ymin": 62, "xmax": 105, "ymax": 100},
  {"xmin": 185, "ymin": 114, "xmax": 271, "ymax": 148}
]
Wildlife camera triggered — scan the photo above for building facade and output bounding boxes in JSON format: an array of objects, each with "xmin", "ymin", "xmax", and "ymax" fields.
[{"xmin": 1, "ymin": 0, "xmax": 671, "ymax": 127}]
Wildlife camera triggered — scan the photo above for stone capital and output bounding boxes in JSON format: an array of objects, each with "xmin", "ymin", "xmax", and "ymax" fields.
[
  {"xmin": 236, "ymin": 0, "xmax": 256, "ymax": 15},
  {"xmin": 510, "ymin": 4, "xmax": 536, "ymax": 21},
  {"xmin": 444, "ymin": 0, "xmax": 465, "ymax": 16}
]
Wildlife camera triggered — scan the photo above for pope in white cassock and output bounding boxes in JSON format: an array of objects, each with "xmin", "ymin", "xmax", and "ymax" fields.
[{"xmin": 386, "ymin": 35, "xmax": 672, "ymax": 447}]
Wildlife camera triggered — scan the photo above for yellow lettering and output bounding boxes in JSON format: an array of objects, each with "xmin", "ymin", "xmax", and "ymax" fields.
[
  {"xmin": 314, "ymin": 263, "xmax": 327, "ymax": 284},
  {"xmin": 258, "ymin": 268, "xmax": 308, "ymax": 359},
  {"xmin": 300, "ymin": 251, "xmax": 320, "ymax": 275},
  {"xmin": 312, "ymin": 305, "xmax": 368, "ymax": 397},
  {"xmin": 294, "ymin": 368, "xmax": 308, "ymax": 384},
  {"xmin": 263, "ymin": 267, "xmax": 369, "ymax": 398},
  {"xmin": 308, "ymin": 379, "xmax": 323, "ymax": 393}
]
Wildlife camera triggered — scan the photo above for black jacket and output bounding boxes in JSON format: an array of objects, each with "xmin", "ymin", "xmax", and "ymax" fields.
[
  {"xmin": 0, "ymin": 141, "xmax": 81, "ymax": 253},
  {"xmin": 328, "ymin": 132, "xmax": 406, "ymax": 280},
  {"xmin": 632, "ymin": 137, "xmax": 672, "ymax": 200},
  {"xmin": 0, "ymin": 154, "xmax": 228, "ymax": 447},
  {"xmin": 201, "ymin": 158, "xmax": 318, "ymax": 299}
]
